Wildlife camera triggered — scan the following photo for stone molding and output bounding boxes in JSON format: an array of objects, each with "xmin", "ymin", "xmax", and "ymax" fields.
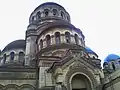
[{"xmin": 0, "ymin": 84, "xmax": 35, "ymax": 90}]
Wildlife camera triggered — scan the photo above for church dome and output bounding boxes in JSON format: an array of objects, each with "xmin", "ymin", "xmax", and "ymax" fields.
[
  {"xmin": 2, "ymin": 39, "xmax": 26, "ymax": 52},
  {"xmin": 35, "ymin": 2, "xmax": 65, "ymax": 11},
  {"xmin": 29, "ymin": 2, "xmax": 70, "ymax": 24},
  {"xmin": 104, "ymin": 54, "xmax": 120, "ymax": 62}
]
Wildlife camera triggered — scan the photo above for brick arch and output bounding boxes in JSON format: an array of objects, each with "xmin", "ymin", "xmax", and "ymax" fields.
[
  {"xmin": 5, "ymin": 84, "xmax": 19, "ymax": 90},
  {"xmin": 65, "ymin": 67, "xmax": 97, "ymax": 90},
  {"xmin": 19, "ymin": 84, "xmax": 35, "ymax": 90}
]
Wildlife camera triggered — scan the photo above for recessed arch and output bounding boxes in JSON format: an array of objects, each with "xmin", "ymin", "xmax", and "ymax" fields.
[
  {"xmin": 112, "ymin": 62, "xmax": 116, "ymax": 70},
  {"xmin": 55, "ymin": 32, "xmax": 61, "ymax": 44},
  {"xmin": 3, "ymin": 53, "xmax": 6, "ymax": 64},
  {"xmin": 53, "ymin": 9, "xmax": 58, "ymax": 16},
  {"xmin": 46, "ymin": 34, "xmax": 51, "ymax": 46},
  {"xmin": 36, "ymin": 11, "xmax": 41, "ymax": 19},
  {"xmin": 5, "ymin": 84, "xmax": 19, "ymax": 90},
  {"xmin": 65, "ymin": 32, "xmax": 71, "ymax": 43},
  {"xmin": 44, "ymin": 9, "xmax": 49, "ymax": 17},
  {"xmin": 10, "ymin": 52, "xmax": 15, "ymax": 62},
  {"xmin": 20, "ymin": 84, "xmax": 35, "ymax": 90},
  {"xmin": 61, "ymin": 11, "xmax": 65, "ymax": 19},
  {"xmin": 40, "ymin": 39, "xmax": 43, "ymax": 49},
  {"xmin": 32, "ymin": 16, "xmax": 35, "ymax": 22},
  {"xmin": 74, "ymin": 34, "xmax": 79, "ymax": 45},
  {"xmin": 65, "ymin": 67, "xmax": 96, "ymax": 90},
  {"xmin": 70, "ymin": 73, "xmax": 92, "ymax": 90},
  {"xmin": 18, "ymin": 51, "xmax": 25, "ymax": 64}
]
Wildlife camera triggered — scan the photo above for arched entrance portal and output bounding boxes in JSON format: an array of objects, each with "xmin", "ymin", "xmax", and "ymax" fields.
[{"xmin": 71, "ymin": 74, "xmax": 91, "ymax": 90}]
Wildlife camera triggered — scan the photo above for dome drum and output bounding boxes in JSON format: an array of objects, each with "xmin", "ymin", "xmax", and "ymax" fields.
[
  {"xmin": 29, "ymin": 2, "xmax": 70, "ymax": 24},
  {"xmin": 36, "ymin": 27, "xmax": 85, "ymax": 52}
]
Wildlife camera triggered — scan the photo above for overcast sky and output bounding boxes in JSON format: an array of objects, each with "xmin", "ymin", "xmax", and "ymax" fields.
[{"xmin": 0, "ymin": 0, "xmax": 120, "ymax": 63}]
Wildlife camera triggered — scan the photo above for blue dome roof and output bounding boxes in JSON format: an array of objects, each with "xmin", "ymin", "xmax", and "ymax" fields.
[
  {"xmin": 104, "ymin": 54, "xmax": 120, "ymax": 62},
  {"xmin": 85, "ymin": 47, "xmax": 97, "ymax": 55}
]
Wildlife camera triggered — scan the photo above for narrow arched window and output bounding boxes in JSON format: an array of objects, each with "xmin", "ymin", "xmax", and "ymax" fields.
[
  {"xmin": 93, "ymin": 56, "xmax": 95, "ymax": 59},
  {"xmin": 18, "ymin": 52, "xmax": 25, "ymax": 62},
  {"xmin": 40, "ymin": 39, "xmax": 43, "ymax": 49},
  {"xmin": 112, "ymin": 62, "xmax": 115, "ymax": 70},
  {"xmin": 74, "ymin": 34, "xmax": 79, "ymax": 45},
  {"xmin": 61, "ymin": 11, "xmax": 64, "ymax": 19},
  {"xmin": 32, "ymin": 16, "xmax": 35, "ymax": 22},
  {"xmin": 46, "ymin": 35, "xmax": 51, "ymax": 46},
  {"xmin": 3, "ymin": 54, "xmax": 6, "ymax": 64},
  {"xmin": 10, "ymin": 52, "xmax": 15, "ymax": 62},
  {"xmin": 53, "ymin": 9, "xmax": 57, "ymax": 16},
  {"xmin": 67, "ymin": 16, "xmax": 69, "ymax": 21},
  {"xmin": 44, "ymin": 9, "xmax": 49, "ymax": 17},
  {"xmin": 55, "ymin": 32, "xmax": 61, "ymax": 44},
  {"xmin": 65, "ymin": 32, "xmax": 71, "ymax": 43},
  {"xmin": 37, "ymin": 11, "xmax": 41, "ymax": 19},
  {"xmin": 119, "ymin": 61, "xmax": 120, "ymax": 64}
]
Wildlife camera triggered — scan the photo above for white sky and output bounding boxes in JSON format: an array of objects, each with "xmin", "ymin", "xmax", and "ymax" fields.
[{"xmin": 0, "ymin": 0, "xmax": 120, "ymax": 63}]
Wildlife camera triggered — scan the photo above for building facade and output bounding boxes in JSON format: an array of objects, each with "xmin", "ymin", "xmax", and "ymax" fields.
[{"xmin": 0, "ymin": 2, "xmax": 119, "ymax": 90}]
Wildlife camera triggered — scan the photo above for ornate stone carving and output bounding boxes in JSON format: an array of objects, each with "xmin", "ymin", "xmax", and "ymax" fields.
[{"xmin": 69, "ymin": 52, "xmax": 88, "ymax": 70}]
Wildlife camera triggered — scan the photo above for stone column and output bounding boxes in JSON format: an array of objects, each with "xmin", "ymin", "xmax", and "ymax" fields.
[
  {"xmin": 25, "ymin": 36, "xmax": 37, "ymax": 66},
  {"xmin": 25, "ymin": 24, "xmax": 37, "ymax": 66}
]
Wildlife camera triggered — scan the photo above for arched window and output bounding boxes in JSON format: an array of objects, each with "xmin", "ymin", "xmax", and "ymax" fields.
[
  {"xmin": 3, "ymin": 54, "xmax": 6, "ymax": 64},
  {"xmin": 18, "ymin": 52, "xmax": 25, "ymax": 63},
  {"xmin": 40, "ymin": 39, "xmax": 43, "ymax": 49},
  {"xmin": 10, "ymin": 52, "xmax": 15, "ymax": 62},
  {"xmin": 44, "ymin": 9, "xmax": 49, "ymax": 17},
  {"xmin": 37, "ymin": 11, "xmax": 41, "ymax": 19},
  {"xmin": 119, "ymin": 61, "xmax": 120, "ymax": 64},
  {"xmin": 67, "ymin": 16, "xmax": 69, "ymax": 21},
  {"xmin": 93, "ymin": 56, "xmax": 95, "ymax": 59},
  {"xmin": 74, "ymin": 34, "xmax": 79, "ymax": 45},
  {"xmin": 32, "ymin": 16, "xmax": 35, "ymax": 22},
  {"xmin": 61, "ymin": 11, "xmax": 64, "ymax": 19},
  {"xmin": 55, "ymin": 32, "xmax": 61, "ymax": 44},
  {"xmin": 46, "ymin": 35, "xmax": 51, "ymax": 46},
  {"xmin": 53, "ymin": 9, "xmax": 57, "ymax": 16},
  {"xmin": 112, "ymin": 62, "xmax": 115, "ymax": 70},
  {"xmin": 65, "ymin": 32, "xmax": 71, "ymax": 43}
]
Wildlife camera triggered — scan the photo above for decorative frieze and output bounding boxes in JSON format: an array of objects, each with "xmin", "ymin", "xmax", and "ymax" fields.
[{"xmin": 0, "ymin": 72, "xmax": 36, "ymax": 79}]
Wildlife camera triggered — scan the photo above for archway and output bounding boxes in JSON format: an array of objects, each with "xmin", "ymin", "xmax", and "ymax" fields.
[{"xmin": 71, "ymin": 74, "xmax": 91, "ymax": 90}]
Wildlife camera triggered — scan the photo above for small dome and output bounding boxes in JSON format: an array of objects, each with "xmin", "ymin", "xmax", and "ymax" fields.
[
  {"xmin": 85, "ymin": 47, "xmax": 96, "ymax": 54},
  {"xmin": 2, "ymin": 39, "xmax": 25, "ymax": 52},
  {"xmin": 104, "ymin": 54, "xmax": 120, "ymax": 62}
]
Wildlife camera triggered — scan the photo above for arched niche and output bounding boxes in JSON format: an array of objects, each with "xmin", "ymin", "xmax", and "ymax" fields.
[
  {"xmin": 20, "ymin": 84, "xmax": 35, "ymax": 90},
  {"xmin": 5, "ymin": 84, "xmax": 18, "ymax": 90},
  {"xmin": 65, "ymin": 67, "xmax": 97, "ymax": 90},
  {"xmin": 10, "ymin": 52, "xmax": 15, "ymax": 62},
  {"xmin": 71, "ymin": 74, "xmax": 91, "ymax": 90}
]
